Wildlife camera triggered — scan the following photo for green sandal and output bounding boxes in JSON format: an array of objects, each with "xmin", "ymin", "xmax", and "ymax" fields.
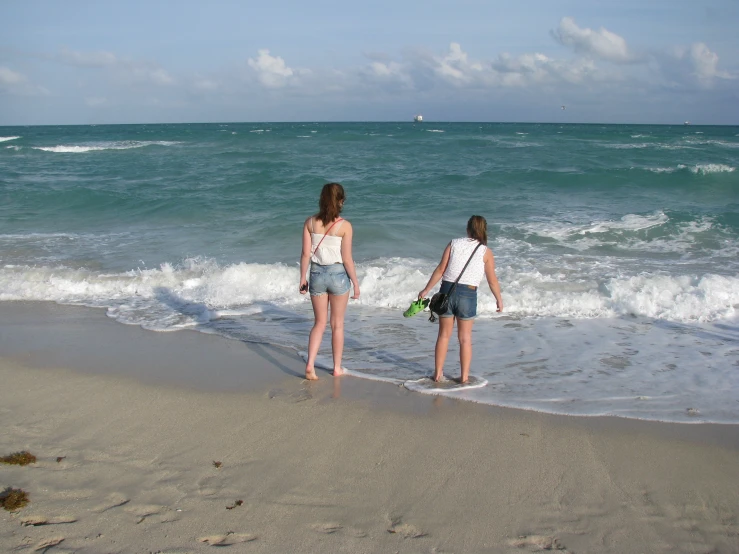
[{"xmin": 403, "ymin": 298, "xmax": 429, "ymax": 318}]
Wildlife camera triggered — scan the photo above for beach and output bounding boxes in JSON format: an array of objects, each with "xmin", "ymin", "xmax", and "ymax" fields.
[{"xmin": 1, "ymin": 302, "xmax": 738, "ymax": 553}]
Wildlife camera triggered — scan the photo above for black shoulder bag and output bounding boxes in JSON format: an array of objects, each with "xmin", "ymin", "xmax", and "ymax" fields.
[{"xmin": 428, "ymin": 243, "xmax": 482, "ymax": 322}]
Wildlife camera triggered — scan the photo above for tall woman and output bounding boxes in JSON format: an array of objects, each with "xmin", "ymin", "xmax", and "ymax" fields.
[
  {"xmin": 418, "ymin": 216, "xmax": 503, "ymax": 383},
  {"xmin": 300, "ymin": 183, "xmax": 360, "ymax": 380}
]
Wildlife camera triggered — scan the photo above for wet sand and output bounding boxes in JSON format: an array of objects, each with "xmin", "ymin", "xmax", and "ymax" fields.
[{"xmin": 1, "ymin": 302, "xmax": 738, "ymax": 553}]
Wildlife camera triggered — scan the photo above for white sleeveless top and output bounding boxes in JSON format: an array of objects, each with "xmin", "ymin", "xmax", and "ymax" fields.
[
  {"xmin": 310, "ymin": 218, "xmax": 344, "ymax": 265},
  {"xmin": 442, "ymin": 238, "xmax": 487, "ymax": 286}
]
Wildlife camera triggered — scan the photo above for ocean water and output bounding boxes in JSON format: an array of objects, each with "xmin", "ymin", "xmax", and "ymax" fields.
[{"xmin": 1, "ymin": 122, "xmax": 738, "ymax": 423}]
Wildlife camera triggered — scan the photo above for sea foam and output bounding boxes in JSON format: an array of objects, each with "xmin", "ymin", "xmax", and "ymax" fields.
[
  {"xmin": 1, "ymin": 255, "xmax": 737, "ymax": 325},
  {"xmin": 32, "ymin": 141, "xmax": 181, "ymax": 153},
  {"xmin": 690, "ymin": 164, "xmax": 735, "ymax": 174}
]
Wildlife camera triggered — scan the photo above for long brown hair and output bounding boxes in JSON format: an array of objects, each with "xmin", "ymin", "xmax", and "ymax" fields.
[
  {"xmin": 467, "ymin": 215, "xmax": 488, "ymax": 245},
  {"xmin": 316, "ymin": 182, "xmax": 345, "ymax": 225}
]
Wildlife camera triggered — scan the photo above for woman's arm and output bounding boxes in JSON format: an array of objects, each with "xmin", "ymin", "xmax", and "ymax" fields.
[
  {"xmin": 483, "ymin": 248, "xmax": 503, "ymax": 312},
  {"xmin": 340, "ymin": 221, "xmax": 360, "ymax": 299},
  {"xmin": 299, "ymin": 218, "xmax": 312, "ymax": 294},
  {"xmin": 418, "ymin": 243, "xmax": 451, "ymax": 299}
]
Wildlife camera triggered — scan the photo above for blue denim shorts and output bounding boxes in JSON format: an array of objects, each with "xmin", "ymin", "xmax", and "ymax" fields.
[
  {"xmin": 309, "ymin": 263, "xmax": 351, "ymax": 297},
  {"xmin": 438, "ymin": 280, "xmax": 478, "ymax": 320}
]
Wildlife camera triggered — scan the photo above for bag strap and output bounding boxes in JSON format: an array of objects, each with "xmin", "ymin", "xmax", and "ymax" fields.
[
  {"xmin": 311, "ymin": 218, "xmax": 343, "ymax": 256},
  {"xmin": 447, "ymin": 242, "xmax": 482, "ymax": 295}
]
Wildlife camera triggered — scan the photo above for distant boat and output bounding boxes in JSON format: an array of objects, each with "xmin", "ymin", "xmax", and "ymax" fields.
[
  {"xmin": 414, "ymin": 114, "xmax": 423, "ymax": 122},
  {"xmin": 684, "ymin": 121, "xmax": 690, "ymax": 125}
]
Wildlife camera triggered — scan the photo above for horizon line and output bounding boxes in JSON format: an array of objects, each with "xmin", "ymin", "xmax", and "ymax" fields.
[{"xmin": 2, "ymin": 120, "xmax": 737, "ymax": 128}]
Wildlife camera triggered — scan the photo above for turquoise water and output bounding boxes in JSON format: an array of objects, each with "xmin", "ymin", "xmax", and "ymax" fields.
[{"xmin": 1, "ymin": 122, "xmax": 738, "ymax": 422}]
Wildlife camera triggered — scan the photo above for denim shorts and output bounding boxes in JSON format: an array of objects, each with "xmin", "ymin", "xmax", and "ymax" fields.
[
  {"xmin": 309, "ymin": 263, "xmax": 351, "ymax": 297},
  {"xmin": 438, "ymin": 280, "xmax": 478, "ymax": 320}
]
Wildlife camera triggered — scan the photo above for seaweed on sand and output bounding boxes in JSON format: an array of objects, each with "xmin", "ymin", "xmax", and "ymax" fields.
[
  {"xmin": 1, "ymin": 488, "xmax": 30, "ymax": 511},
  {"xmin": 0, "ymin": 451, "xmax": 37, "ymax": 465}
]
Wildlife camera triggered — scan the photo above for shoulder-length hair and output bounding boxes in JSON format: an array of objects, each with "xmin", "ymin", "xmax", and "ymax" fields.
[
  {"xmin": 316, "ymin": 182, "xmax": 345, "ymax": 224},
  {"xmin": 467, "ymin": 215, "xmax": 488, "ymax": 245}
]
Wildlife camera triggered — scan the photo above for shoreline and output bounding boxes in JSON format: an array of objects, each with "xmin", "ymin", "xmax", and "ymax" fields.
[
  {"xmin": 3, "ymin": 300, "xmax": 739, "ymax": 433},
  {"xmin": 1, "ymin": 301, "xmax": 739, "ymax": 552}
]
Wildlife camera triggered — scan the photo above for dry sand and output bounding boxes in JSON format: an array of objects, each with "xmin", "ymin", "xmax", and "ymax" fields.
[{"xmin": 1, "ymin": 303, "xmax": 738, "ymax": 553}]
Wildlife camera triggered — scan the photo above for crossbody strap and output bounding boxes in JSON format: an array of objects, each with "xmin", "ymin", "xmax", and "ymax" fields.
[
  {"xmin": 447, "ymin": 243, "xmax": 482, "ymax": 295},
  {"xmin": 311, "ymin": 218, "xmax": 343, "ymax": 256}
]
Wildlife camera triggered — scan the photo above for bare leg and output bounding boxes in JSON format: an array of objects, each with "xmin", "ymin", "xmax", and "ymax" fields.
[
  {"xmin": 457, "ymin": 318, "xmax": 474, "ymax": 383},
  {"xmin": 433, "ymin": 317, "xmax": 455, "ymax": 381},
  {"xmin": 306, "ymin": 294, "xmax": 329, "ymax": 380},
  {"xmin": 328, "ymin": 291, "xmax": 350, "ymax": 375}
]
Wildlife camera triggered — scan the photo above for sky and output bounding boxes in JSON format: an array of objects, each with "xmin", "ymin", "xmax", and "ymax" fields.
[{"xmin": 1, "ymin": 0, "xmax": 738, "ymax": 125}]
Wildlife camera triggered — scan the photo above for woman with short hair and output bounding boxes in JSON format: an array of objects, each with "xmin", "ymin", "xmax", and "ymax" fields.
[
  {"xmin": 300, "ymin": 183, "xmax": 360, "ymax": 380},
  {"xmin": 418, "ymin": 215, "xmax": 503, "ymax": 383}
]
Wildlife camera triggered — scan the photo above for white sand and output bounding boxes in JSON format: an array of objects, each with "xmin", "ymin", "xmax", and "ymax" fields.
[{"xmin": 1, "ymin": 303, "xmax": 738, "ymax": 553}]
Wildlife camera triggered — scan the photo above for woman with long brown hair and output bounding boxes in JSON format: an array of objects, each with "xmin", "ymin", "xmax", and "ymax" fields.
[
  {"xmin": 299, "ymin": 183, "xmax": 360, "ymax": 380},
  {"xmin": 418, "ymin": 215, "xmax": 503, "ymax": 383}
]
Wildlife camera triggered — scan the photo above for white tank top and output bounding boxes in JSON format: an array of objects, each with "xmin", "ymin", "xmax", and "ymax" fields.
[
  {"xmin": 442, "ymin": 238, "xmax": 487, "ymax": 286},
  {"xmin": 310, "ymin": 218, "xmax": 344, "ymax": 265}
]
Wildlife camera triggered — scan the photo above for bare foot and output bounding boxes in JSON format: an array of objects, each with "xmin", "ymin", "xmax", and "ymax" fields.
[
  {"xmin": 305, "ymin": 369, "xmax": 318, "ymax": 381},
  {"xmin": 333, "ymin": 367, "xmax": 344, "ymax": 376},
  {"xmin": 432, "ymin": 372, "xmax": 443, "ymax": 382}
]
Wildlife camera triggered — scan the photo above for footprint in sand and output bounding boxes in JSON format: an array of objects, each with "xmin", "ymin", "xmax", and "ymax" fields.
[
  {"xmin": 311, "ymin": 522, "xmax": 343, "ymax": 534},
  {"xmin": 310, "ymin": 523, "xmax": 369, "ymax": 538},
  {"xmin": 33, "ymin": 537, "xmax": 65, "ymax": 551},
  {"xmin": 123, "ymin": 504, "xmax": 165, "ymax": 524},
  {"xmin": 268, "ymin": 387, "xmax": 313, "ymax": 403},
  {"xmin": 91, "ymin": 492, "xmax": 129, "ymax": 513},
  {"xmin": 198, "ymin": 533, "xmax": 258, "ymax": 546},
  {"xmin": 387, "ymin": 516, "xmax": 428, "ymax": 539},
  {"xmin": 197, "ymin": 475, "xmax": 224, "ymax": 497},
  {"xmin": 507, "ymin": 534, "xmax": 567, "ymax": 551},
  {"xmin": 21, "ymin": 515, "xmax": 77, "ymax": 526}
]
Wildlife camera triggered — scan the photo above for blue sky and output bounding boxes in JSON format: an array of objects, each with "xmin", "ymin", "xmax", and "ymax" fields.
[{"xmin": 1, "ymin": 0, "xmax": 737, "ymax": 125}]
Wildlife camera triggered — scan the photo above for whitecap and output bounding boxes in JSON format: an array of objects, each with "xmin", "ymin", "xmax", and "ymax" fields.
[
  {"xmin": 32, "ymin": 140, "xmax": 181, "ymax": 153},
  {"xmin": 0, "ymin": 136, "xmax": 20, "ymax": 142},
  {"xmin": 690, "ymin": 164, "xmax": 735, "ymax": 174}
]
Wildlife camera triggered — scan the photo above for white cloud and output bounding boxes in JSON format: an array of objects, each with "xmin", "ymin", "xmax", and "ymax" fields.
[
  {"xmin": 248, "ymin": 49, "xmax": 295, "ymax": 88},
  {"xmin": 134, "ymin": 67, "xmax": 174, "ymax": 85},
  {"xmin": 656, "ymin": 42, "xmax": 734, "ymax": 89},
  {"xmin": 550, "ymin": 18, "xmax": 733, "ymax": 89},
  {"xmin": 0, "ymin": 66, "xmax": 49, "ymax": 96},
  {"xmin": 58, "ymin": 47, "xmax": 118, "ymax": 67},
  {"xmin": 362, "ymin": 60, "xmax": 414, "ymax": 89},
  {"xmin": 683, "ymin": 42, "xmax": 733, "ymax": 83},
  {"xmin": 194, "ymin": 77, "xmax": 219, "ymax": 91},
  {"xmin": 492, "ymin": 52, "xmax": 600, "ymax": 86},
  {"xmin": 434, "ymin": 42, "xmax": 486, "ymax": 85},
  {"xmin": 56, "ymin": 47, "xmax": 175, "ymax": 86},
  {"xmin": 552, "ymin": 17, "xmax": 635, "ymax": 63},
  {"xmin": 0, "ymin": 66, "xmax": 25, "ymax": 85}
]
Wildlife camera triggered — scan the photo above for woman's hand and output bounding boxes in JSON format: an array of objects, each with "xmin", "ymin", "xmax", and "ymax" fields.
[
  {"xmin": 351, "ymin": 282, "xmax": 360, "ymax": 300},
  {"xmin": 496, "ymin": 300, "xmax": 503, "ymax": 313},
  {"xmin": 299, "ymin": 280, "xmax": 309, "ymax": 295},
  {"xmin": 418, "ymin": 289, "xmax": 428, "ymax": 300}
]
